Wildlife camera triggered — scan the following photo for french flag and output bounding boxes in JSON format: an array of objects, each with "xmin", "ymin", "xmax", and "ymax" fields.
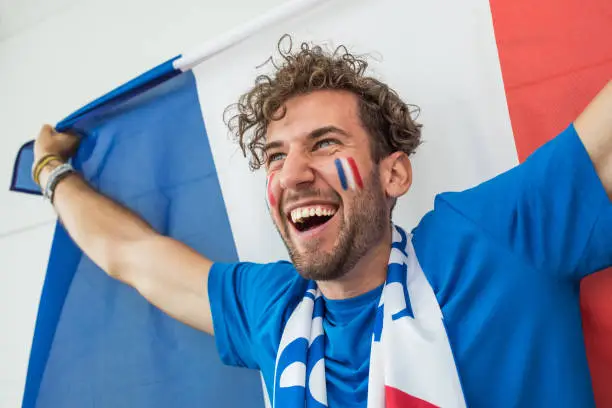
[{"xmin": 9, "ymin": 0, "xmax": 611, "ymax": 406}]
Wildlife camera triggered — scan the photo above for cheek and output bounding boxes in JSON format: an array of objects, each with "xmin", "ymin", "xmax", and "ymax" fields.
[
  {"xmin": 311, "ymin": 156, "xmax": 365, "ymax": 194},
  {"xmin": 333, "ymin": 157, "xmax": 364, "ymax": 191},
  {"xmin": 266, "ymin": 172, "xmax": 279, "ymax": 208}
]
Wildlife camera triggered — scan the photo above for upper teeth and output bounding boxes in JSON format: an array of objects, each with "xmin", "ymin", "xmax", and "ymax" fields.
[{"xmin": 290, "ymin": 206, "xmax": 336, "ymax": 223}]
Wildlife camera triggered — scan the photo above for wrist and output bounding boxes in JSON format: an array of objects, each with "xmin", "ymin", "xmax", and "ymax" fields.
[
  {"xmin": 38, "ymin": 159, "xmax": 64, "ymax": 188},
  {"xmin": 33, "ymin": 153, "xmax": 65, "ymax": 186}
]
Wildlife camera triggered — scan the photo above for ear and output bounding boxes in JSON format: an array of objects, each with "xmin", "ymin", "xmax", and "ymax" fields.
[{"xmin": 380, "ymin": 151, "xmax": 412, "ymax": 199}]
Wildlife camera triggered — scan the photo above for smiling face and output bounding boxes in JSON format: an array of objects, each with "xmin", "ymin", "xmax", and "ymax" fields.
[{"xmin": 265, "ymin": 90, "xmax": 392, "ymax": 281}]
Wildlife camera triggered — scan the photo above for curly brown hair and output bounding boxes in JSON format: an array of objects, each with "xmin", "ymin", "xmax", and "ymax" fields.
[{"xmin": 224, "ymin": 35, "xmax": 423, "ymax": 171}]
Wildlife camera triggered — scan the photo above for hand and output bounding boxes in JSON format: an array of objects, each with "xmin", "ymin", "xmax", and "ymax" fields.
[
  {"xmin": 32, "ymin": 125, "xmax": 81, "ymax": 188},
  {"xmin": 33, "ymin": 125, "xmax": 80, "ymax": 165}
]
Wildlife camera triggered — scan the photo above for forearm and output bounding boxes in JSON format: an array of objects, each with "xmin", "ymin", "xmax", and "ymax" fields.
[
  {"xmin": 40, "ymin": 162, "xmax": 157, "ymax": 279},
  {"xmin": 31, "ymin": 126, "xmax": 214, "ymax": 333},
  {"xmin": 574, "ymin": 80, "xmax": 612, "ymax": 200}
]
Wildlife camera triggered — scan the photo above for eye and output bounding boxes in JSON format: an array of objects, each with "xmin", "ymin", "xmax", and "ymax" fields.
[
  {"xmin": 267, "ymin": 152, "xmax": 286, "ymax": 164},
  {"xmin": 313, "ymin": 138, "xmax": 340, "ymax": 151}
]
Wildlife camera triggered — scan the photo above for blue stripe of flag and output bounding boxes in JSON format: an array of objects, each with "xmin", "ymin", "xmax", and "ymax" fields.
[{"xmin": 334, "ymin": 158, "xmax": 348, "ymax": 190}]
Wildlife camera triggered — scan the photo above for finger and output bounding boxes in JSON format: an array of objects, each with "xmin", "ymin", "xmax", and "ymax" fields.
[{"xmin": 39, "ymin": 124, "xmax": 54, "ymax": 138}]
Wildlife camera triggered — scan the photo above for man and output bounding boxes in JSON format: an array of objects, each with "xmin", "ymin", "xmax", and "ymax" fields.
[{"xmin": 33, "ymin": 41, "xmax": 612, "ymax": 407}]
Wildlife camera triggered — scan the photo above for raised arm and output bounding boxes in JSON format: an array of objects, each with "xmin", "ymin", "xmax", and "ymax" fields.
[
  {"xmin": 574, "ymin": 80, "xmax": 612, "ymax": 200},
  {"xmin": 34, "ymin": 125, "xmax": 215, "ymax": 335}
]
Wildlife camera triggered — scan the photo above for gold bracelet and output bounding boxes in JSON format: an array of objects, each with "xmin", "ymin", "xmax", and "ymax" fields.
[{"xmin": 33, "ymin": 154, "xmax": 63, "ymax": 187}]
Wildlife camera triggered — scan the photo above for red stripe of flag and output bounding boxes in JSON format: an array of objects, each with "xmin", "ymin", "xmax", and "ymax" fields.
[
  {"xmin": 490, "ymin": 1, "xmax": 612, "ymax": 405},
  {"xmin": 385, "ymin": 386, "xmax": 439, "ymax": 408},
  {"xmin": 347, "ymin": 157, "xmax": 363, "ymax": 189},
  {"xmin": 267, "ymin": 173, "xmax": 276, "ymax": 207}
]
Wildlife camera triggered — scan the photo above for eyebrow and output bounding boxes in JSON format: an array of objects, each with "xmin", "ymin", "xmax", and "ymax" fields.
[{"xmin": 263, "ymin": 125, "xmax": 349, "ymax": 153}]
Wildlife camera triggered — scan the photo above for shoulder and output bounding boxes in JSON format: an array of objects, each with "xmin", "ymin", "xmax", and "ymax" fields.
[
  {"xmin": 208, "ymin": 260, "xmax": 308, "ymax": 368},
  {"xmin": 210, "ymin": 259, "xmax": 308, "ymax": 315},
  {"xmin": 210, "ymin": 259, "xmax": 298, "ymax": 277},
  {"xmin": 210, "ymin": 259, "xmax": 305, "ymax": 295}
]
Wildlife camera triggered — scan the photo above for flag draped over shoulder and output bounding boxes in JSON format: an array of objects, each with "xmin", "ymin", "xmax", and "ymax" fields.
[{"xmin": 10, "ymin": 0, "xmax": 612, "ymax": 406}]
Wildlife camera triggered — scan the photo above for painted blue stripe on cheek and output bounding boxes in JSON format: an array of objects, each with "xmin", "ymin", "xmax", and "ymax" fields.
[{"xmin": 334, "ymin": 158, "xmax": 348, "ymax": 190}]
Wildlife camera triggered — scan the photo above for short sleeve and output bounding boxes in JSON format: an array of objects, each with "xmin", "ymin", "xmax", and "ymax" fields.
[
  {"xmin": 208, "ymin": 260, "xmax": 303, "ymax": 369},
  {"xmin": 436, "ymin": 124, "xmax": 612, "ymax": 280}
]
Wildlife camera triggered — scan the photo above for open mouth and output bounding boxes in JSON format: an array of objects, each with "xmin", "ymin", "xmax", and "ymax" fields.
[{"xmin": 288, "ymin": 205, "xmax": 338, "ymax": 233}]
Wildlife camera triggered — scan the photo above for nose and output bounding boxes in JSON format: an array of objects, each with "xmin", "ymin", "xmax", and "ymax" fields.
[{"xmin": 278, "ymin": 149, "xmax": 315, "ymax": 190}]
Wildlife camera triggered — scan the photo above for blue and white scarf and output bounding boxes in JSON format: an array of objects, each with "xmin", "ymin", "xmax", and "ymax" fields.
[{"xmin": 264, "ymin": 225, "xmax": 466, "ymax": 407}]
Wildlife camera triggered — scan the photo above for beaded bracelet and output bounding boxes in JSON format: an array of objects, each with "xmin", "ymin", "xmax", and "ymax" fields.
[{"xmin": 43, "ymin": 163, "xmax": 75, "ymax": 203}]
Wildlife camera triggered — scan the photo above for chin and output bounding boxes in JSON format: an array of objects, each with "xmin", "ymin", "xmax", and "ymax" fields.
[
  {"xmin": 288, "ymin": 235, "xmax": 353, "ymax": 281},
  {"xmin": 293, "ymin": 243, "xmax": 333, "ymax": 261},
  {"xmin": 293, "ymin": 260, "xmax": 348, "ymax": 281}
]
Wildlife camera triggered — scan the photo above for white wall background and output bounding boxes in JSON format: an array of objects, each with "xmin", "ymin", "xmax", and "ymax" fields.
[{"xmin": 0, "ymin": 0, "xmax": 289, "ymax": 406}]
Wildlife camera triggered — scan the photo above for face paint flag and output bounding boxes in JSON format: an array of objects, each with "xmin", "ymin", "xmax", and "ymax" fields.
[
  {"xmin": 267, "ymin": 173, "xmax": 277, "ymax": 207},
  {"xmin": 8, "ymin": 0, "xmax": 611, "ymax": 406},
  {"xmin": 334, "ymin": 157, "xmax": 363, "ymax": 191}
]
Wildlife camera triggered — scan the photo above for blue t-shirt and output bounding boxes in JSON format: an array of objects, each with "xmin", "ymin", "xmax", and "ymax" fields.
[{"xmin": 208, "ymin": 124, "xmax": 612, "ymax": 407}]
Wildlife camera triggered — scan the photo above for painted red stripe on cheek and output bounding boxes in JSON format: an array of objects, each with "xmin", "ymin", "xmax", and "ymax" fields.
[
  {"xmin": 267, "ymin": 173, "xmax": 277, "ymax": 207},
  {"xmin": 347, "ymin": 157, "xmax": 363, "ymax": 189}
]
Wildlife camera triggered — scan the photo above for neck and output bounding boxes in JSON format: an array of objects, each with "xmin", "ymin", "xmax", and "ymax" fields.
[{"xmin": 317, "ymin": 225, "xmax": 393, "ymax": 300}]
